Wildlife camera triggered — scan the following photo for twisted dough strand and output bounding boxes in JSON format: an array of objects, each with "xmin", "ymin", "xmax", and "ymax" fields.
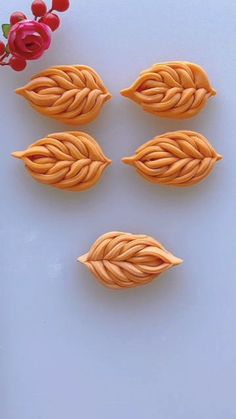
[
  {"xmin": 12, "ymin": 131, "xmax": 111, "ymax": 192},
  {"xmin": 16, "ymin": 65, "xmax": 112, "ymax": 125},
  {"xmin": 121, "ymin": 62, "xmax": 216, "ymax": 119},
  {"xmin": 78, "ymin": 231, "xmax": 182, "ymax": 289},
  {"xmin": 122, "ymin": 131, "xmax": 222, "ymax": 187}
]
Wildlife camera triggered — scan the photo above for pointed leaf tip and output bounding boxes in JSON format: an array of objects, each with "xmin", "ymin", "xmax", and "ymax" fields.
[
  {"xmin": 11, "ymin": 151, "xmax": 24, "ymax": 159},
  {"xmin": 105, "ymin": 158, "xmax": 112, "ymax": 166},
  {"xmin": 120, "ymin": 88, "xmax": 131, "ymax": 97},
  {"xmin": 15, "ymin": 87, "xmax": 25, "ymax": 96},
  {"xmin": 211, "ymin": 88, "xmax": 217, "ymax": 96},
  {"xmin": 77, "ymin": 254, "xmax": 88, "ymax": 264},
  {"xmin": 122, "ymin": 156, "xmax": 134, "ymax": 165},
  {"xmin": 104, "ymin": 92, "xmax": 112, "ymax": 101},
  {"xmin": 171, "ymin": 256, "xmax": 183, "ymax": 266}
]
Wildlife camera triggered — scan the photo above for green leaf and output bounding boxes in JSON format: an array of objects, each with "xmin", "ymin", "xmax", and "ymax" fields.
[{"xmin": 2, "ymin": 24, "xmax": 11, "ymax": 39}]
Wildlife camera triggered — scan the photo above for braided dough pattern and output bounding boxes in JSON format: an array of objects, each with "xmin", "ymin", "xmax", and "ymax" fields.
[
  {"xmin": 78, "ymin": 231, "xmax": 182, "ymax": 289},
  {"xmin": 121, "ymin": 61, "xmax": 216, "ymax": 119},
  {"xmin": 15, "ymin": 65, "xmax": 112, "ymax": 125},
  {"xmin": 123, "ymin": 131, "xmax": 222, "ymax": 187},
  {"xmin": 12, "ymin": 131, "xmax": 111, "ymax": 191}
]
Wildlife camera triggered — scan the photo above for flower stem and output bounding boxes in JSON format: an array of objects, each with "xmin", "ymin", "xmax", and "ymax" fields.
[
  {"xmin": 1, "ymin": 53, "xmax": 8, "ymax": 60},
  {"xmin": 0, "ymin": 52, "xmax": 10, "ymax": 67}
]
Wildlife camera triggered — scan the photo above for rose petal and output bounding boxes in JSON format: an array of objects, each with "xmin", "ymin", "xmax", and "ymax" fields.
[
  {"xmin": 16, "ymin": 36, "xmax": 42, "ymax": 53},
  {"xmin": 24, "ymin": 34, "xmax": 43, "ymax": 50}
]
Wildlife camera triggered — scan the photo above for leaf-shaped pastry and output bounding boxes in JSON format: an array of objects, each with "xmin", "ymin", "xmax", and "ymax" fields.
[
  {"xmin": 121, "ymin": 61, "xmax": 216, "ymax": 119},
  {"xmin": 12, "ymin": 131, "xmax": 111, "ymax": 192},
  {"xmin": 78, "ymin": 231, "xmax": 182, "ymax": 289},
  {"xmin": 15, "ymin": 65, "xmax": 112, "ymax": 125},
  {"xmin": 122, "ymin": 131, "xmax": 222, "ymax": 187}
]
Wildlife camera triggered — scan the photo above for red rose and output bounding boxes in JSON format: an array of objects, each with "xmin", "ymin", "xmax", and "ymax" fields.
[{"xmin": 8, "ymin": 20, "xmax": 51, "ymax": 61}]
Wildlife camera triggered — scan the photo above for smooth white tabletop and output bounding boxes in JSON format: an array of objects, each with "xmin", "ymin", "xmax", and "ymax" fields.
[{"xmin": 1, "ymin": 1, "xmax": 236, "ymax": 418}]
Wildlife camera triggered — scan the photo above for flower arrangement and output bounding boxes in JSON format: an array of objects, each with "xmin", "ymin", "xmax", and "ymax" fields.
[{"xmin": 0, "ymin": 0, "xmax": 70, "ymax": 71}]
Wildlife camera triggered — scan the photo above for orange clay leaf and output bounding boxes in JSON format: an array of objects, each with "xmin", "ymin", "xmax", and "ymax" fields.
[
  {"xmin": 12, "ymin": 131, "xmax": 111, "ymax": 192},
  {"xmin": 78, "ymin": 231, "xmax": 182, "ymax": 289},
  {"xmin": 121, "ymin": 61, "xmax": 216, "ymax": 119},
  {"xmin": 122, "ymin": 130, "xmax": 222, "ymax": 187},
  {"xmin": 16, "ymin": 65, "xmax": 112, "ymax": 125}
]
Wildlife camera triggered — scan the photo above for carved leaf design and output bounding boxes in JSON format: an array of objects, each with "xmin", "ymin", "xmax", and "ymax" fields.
[
  {"xmin": 123, "ymin": 131, "xmax": 222, "ymax": 187},
  {"xmin": 78, "ymin": 231, "xmax": 182, "ymax": 289},
  {"xmin": 12, "ymin": 131, "xmax": 111, "ymax": 192},
  {"xmin": 15, "ymin": 65, "xmax": 112, "ymax": 125},
  {"xmin": 121, "ymin": 61, "xmax": 216, "ymax": 119}
]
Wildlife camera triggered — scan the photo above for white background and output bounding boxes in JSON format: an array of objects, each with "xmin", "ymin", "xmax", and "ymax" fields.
[{"xmin": 1, "ymin": 0, "xmax": 236, "ymax": 418}]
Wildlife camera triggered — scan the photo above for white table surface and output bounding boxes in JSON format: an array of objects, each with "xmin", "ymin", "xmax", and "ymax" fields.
[{"xmin": 1, "ymin": 0, "xmax": 236, "ymax": 418}]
